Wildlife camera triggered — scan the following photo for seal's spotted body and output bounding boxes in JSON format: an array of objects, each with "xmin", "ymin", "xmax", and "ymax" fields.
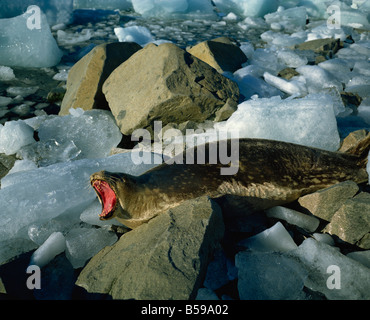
[{"xmin": 91, "ymin": 138, "xmax": 369, "ymax": 229}]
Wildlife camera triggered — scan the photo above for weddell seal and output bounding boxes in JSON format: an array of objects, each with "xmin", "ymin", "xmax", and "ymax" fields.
[{"xmin": 90, "ymin": 137, "xmax": 370, "ymax": 229}]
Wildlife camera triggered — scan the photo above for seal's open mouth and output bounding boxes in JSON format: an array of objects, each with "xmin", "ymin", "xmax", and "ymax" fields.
[{"xmin": 92, "ymin": 180, "xmax": 117, "ymax": 220}]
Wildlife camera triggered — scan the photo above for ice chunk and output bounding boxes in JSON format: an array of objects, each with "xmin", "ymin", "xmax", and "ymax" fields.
[
  {"xmin": 57, "ymin": 29, "xmax": 92, "ymax": 45},
  {"xmin": 65, "ymin": 227, "xmax": 117, "ymax": 268},
  {"xmin": 28, "ymin": 206, "xmax": 83, "ymax": 245},
  {"xmin": 29, "ymin": 232, "xmax": 66, "ymax": 268},
  {"xmin": 346, "ymin": 251, "xmax": 370, "ymax": 269},
  {"xmin": 0, "ymin": 66, "xmax": 16, "ymax": 81},
  {"xmin": 7, "ymin": 159, "xmax": 38, "ymax": 175},
  {"xmin": 6, "ymin": 86, "xmax": 39, "ymax": 97},
  {"xmin": 114, "ymin": 26, "xmax": 154, "ymax": 46},
  {"xmin": 52, "ymin": 69, "xmax": 69, "ymax": 81},
  {"xmin": 80, "ymin": 199, "xmax": 124, "ymax": 227},
  {"xmin": 0, "ymin": 120, "xmax": 35, "ymax": 155},
  {"xmin": 318, "ymin": 59, "xmax": 352, "ymax": 84},
  {"xmin": 229, "ymin": 67, "xmax": 283, "ymax": 100},
  {"xmin": 346, "ymin": 75, "xmax": 370, "ymax": 99},
  {"xmin": 353, "ymin": 61, "xmax": 370, "ymax": 77},
  {"xmin": 238, "ymin": 15, "xmax": 268, "ymax": 30},
  {"xmin": 0, "ymin": 96, "xmax": 13, "ymax": 107},
  {"xmin": 0, "ymin": 9, "xmax": 63, "ymax": 68},
  {"xmin": 263, "ymin": 72, "xmax": 307, "ymax": 96},
  {"xmin": 214, "ymin": 0, "xmax": 278, "ymax": 18},
  {"xmin": 321, "ymin": 87, "xmax": 346, "ymax": 116},
  {"xmin": 34, "ymin": 109, "xmax": 122, "ymax": 162},
  {"xmin": 239, "ymin": 42, "xmax": 254, "ymax": 60},
  {"xmin": 132, "ymin": 0, "xmax": 217, "ymax": 19},
  {"xmin": 292, "ymin": 238, "xmax": 370, "ymax": 299},
  {"xmin": 266, "ymin": 206, "xmax": 320, "ymax": 232},
  {"xmin": 312, "ymin": 233, "xmax": 335, "ymax": 246},
  {"xmin": 236, "ymin": 251, "xmax": 307, "ymax": 300},
  {"xmin": 215, "ymin": 94, "xmax": 341, "ymax": 151},
  {"xmin": 277, "ymin": 49, "xmax": 307, "ymax": 68},
  {"xmin": 298, "ymin": 0, "xmax": 330, "ymax": 18},
  {"xmin": 296, "ymin": 65, "xmax": 343, "ymax": 94},
  {"xmin": 340, "ymin": 7, "xmax": 370, "ymax": 30},
  {"xmin": 337, "ymin": 43, "xmax": 370, "ymax": 61},
  {"xmin": 248, "ymin": 48, "xmax": 284, "ymax": 75},
  {"xmin": 306, "ymin": 23, "xmax": 347, "ymax": 42},
  {"xmin": 0, "ymin": 152, "xmax": 159, "ymax": 245},
  {"xmin": 0, "ymin": 238, "xmax": 38, "ymax": 265},
  {"xmin": 264, "ymin": 6, "xmax": 307, "ymax": 32},
  {"xmin": 28, "ymin": 221, "xmax": 67, "ymax": 246},
  {"xmin": 74, "ymin": 0, "xmax": 133, "ymax": 10},
  {"xmin": 261, "ymin": 31, "xmax": 307, "ymax": 47},
  {"xmin": 223, "ymin": 12, "xmax": 238, "ymax": 20},
  {"xmin": 0, "ymin": 109, "xmax": 9, "ymax": 118},
  {"xmin": 19, "ymin": 139, "xmax": 81, "ymax": 167},
  {"xmin": 238, "ymin": 222, "xmax": 298, "ymax": 252},
  {"xmin": 0, "ymin": 0, "xmax": 74, "ymax": 26}
]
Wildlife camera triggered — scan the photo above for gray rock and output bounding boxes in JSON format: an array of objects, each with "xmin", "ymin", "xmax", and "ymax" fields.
[
  {"xmin": 59, "ymin": 42, "xmax": 141, "ymax": 115},
  {"xmin": 278, "ymin": 67, "xmax": 299, "ymax": 80},
  {"xmin": 187, "ymin": 37, "xmax": 247, "ymax": 73},
  {"xmin": 295, "ymin": 38, "xmax": 341, "ymax": 57},
  {"xmin": 357, "ymin": 234, "xmax": 370, "ymax": 250},
  {"xmin": 298, "ymin": 181, "xmax": 359, "ymax": 221},
  {"xmin": 324, "ymin": 196, "xmax": 370, "ymax": 248},
  {"xmin": 0, "ymin": 153, "xmax": 16, "ymax": 183},
  {"xmin": 0, "ymin": 276, "xmax": 6, "ymax": 294},
  {"xmin": 339, "ymin": 129, "xmax": 369, "ymax": 154},
  {"xmin": 76, "ymin": 196, "xmax": 224, "ymax": 300},
  {"xmin": 203, "ymin": 248, "xmax": 230, "ymax": 291},
  {"xmin": 102, "ymin": 42, "xmax": 239, "ymax": 136}
]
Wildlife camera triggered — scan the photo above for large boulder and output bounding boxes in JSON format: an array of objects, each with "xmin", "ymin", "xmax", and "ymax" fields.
[
  {"xmin": 102, "ymin": 42, "xmax": 239, "ymax": 136},
  {"xmin": 187, "ymin": 37, "xmax": 247, "ymax": 73},
  {"xmin": 324, "ymin": 193, "xmax": 370, "ymax": 249},
  {"xmin": 298, "ymin": 181, "xmax": 359, "ymax": 221},
  {"xmin": 59, "ymin": 42, "xmax": 142, "ymax": 116},
  {"xmin": 76, "ymin": 196, "xmax": 224, "ymax": 300}
]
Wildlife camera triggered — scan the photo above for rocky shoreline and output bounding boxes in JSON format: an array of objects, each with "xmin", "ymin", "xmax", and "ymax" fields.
[{"xmin": 0, "ymin": 5, "xmax": 370, "ymax": 300}]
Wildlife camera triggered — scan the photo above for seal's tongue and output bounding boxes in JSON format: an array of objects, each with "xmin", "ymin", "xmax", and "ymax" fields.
[{"xmin": 92, "ymin": 180, "xmax": 117, "ymax": 219}]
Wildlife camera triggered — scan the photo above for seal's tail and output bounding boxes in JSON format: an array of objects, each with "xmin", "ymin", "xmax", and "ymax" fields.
[{"xmin": 341, "ymin": 130, "xmax": 370, "ymax": 168}]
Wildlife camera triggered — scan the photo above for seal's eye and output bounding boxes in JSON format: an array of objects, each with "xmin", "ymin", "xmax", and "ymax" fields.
[{"xmin": 92, "ymin": 180, "xmax": 117, "ymax": 220}]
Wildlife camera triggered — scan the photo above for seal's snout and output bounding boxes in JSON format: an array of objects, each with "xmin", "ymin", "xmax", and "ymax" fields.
[
  {"xmin": 91, "ymin": 178, "xmax": 117, "ymax": 220},
  {"xmin": 90, "ymin": 171, "xmax": 107, "ymax": 185}
]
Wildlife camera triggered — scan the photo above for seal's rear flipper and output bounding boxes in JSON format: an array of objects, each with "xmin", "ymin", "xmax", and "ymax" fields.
[{"xmin": 339, "ymin": 129, "xmax": 370, "ymax": 168}]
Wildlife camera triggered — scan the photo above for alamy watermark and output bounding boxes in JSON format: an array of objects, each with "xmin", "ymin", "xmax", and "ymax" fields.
[
  {"xmin": 327, "ymin": 4, "xmax": 341, "ymax": 29},
  {"xmin": 327, "ymin": 0, "xmax": 366, "ymax": 29},
  {"xmin": 25, "ymin": 263, "xmax": 342, "ymax": 292},
  {"xmin": 326, "ymin": 265, "xmax": 341, "ymax": 290},
  {"xmin": 129, "ymin": 121, "xmax": 240, "ymax": 175},
  {"xmin": 25, "ymin": 5, "xmax": 41, "ymax": 30},
  {"xmin": 26, "ymin": 265, "xmax": 41, "ymax": 290}
]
